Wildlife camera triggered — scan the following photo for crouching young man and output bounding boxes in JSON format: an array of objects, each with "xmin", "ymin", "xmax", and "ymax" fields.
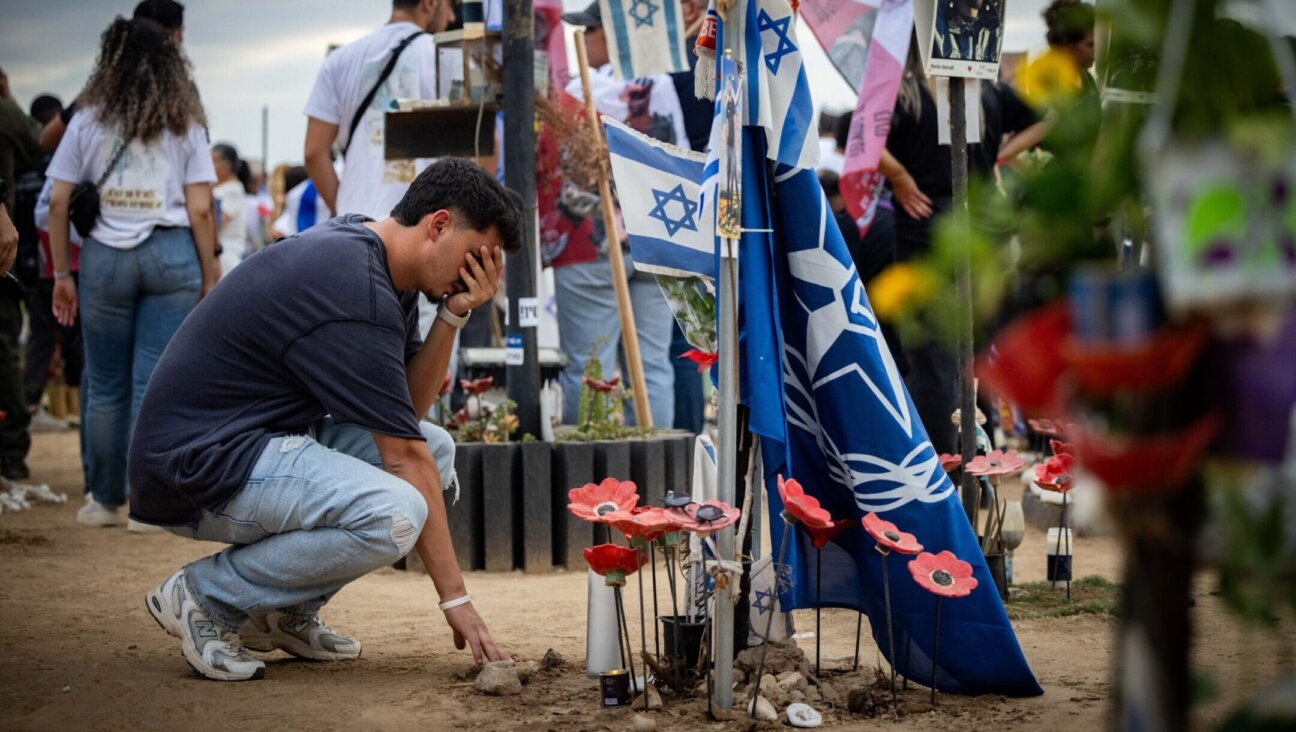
[{"xmin": 128, "ymin": 159, "xmax": 519, "ymax": 681}]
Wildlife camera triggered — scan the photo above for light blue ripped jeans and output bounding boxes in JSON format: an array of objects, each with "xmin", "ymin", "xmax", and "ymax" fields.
[{"xmin": 172, "ymin": 418, "xmax": 457, "ymax": 632}]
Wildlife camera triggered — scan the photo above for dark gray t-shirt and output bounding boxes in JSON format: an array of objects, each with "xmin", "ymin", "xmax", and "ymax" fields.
[{"xmin": 128, "ymin": 214, "xmax": 425, "ymax": 525}]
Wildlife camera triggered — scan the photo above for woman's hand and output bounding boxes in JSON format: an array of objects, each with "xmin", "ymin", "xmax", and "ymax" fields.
[
  {"xmin": 891, "ymin": 171, "xmax": 933, "ymax": 220},
  {"xmin": 52, "ymin": 276, "xmax": 78, "ymax": 327},
  {"xmin": 443, "ymin": 601, "xmax": 510, "ymax": 665}
]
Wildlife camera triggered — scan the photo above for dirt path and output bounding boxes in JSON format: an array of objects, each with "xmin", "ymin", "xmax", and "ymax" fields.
[{"xmin": 1, "ymin": 431, "xmax": 1291, "ymax": 731}]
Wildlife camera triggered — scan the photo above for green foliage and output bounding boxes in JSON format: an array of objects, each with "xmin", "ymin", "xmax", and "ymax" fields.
[
  {"xmin": 1209, "ymin": 465, "xmax": 1296, "ymax": 626},
  {"xmin": 567, "ymin": 341, "xmax": 649, "ymax": 442}
]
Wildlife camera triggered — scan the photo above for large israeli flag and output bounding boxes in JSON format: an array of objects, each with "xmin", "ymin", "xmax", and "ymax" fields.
[
  {"xmin": 600, "ymin": 0, "xmax": 690, "ymax": 80},
  {"xmin": 604, "ymin": 117, "xmax": 716, "ymax": 280}
]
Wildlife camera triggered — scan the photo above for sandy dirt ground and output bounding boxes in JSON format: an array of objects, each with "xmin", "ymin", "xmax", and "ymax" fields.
[{"xmin": 1, "ymin": 430, "xmax": 1293, "ymax": 731}]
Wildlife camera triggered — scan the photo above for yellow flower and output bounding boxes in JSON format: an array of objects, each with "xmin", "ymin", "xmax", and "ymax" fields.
[
  {"xmin": 1017, "ymin": 48, "xmax": 1082, "ymax": 109},
  {"xmin": 867, "ymin": 263, "xmax": 939, "ymax": 321}
]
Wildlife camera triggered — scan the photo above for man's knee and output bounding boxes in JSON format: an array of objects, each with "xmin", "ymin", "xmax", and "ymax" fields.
[
  {"xmin": 418, "ymin": 422, "xmax": 458, "ymax": 497},
  {"xmin": 383, "ymin": 481, "xmax": 429, "ymax": 559}
]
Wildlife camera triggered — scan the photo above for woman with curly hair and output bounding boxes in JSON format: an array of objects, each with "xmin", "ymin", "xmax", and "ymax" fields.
[{"xmin": 45, "ymin": 15, "xmax": 219, "ymax": 530}]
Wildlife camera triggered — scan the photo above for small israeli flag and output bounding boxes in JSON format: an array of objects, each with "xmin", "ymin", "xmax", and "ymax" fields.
[
  {"xmin": 604, "ymin": 117, "xmax": 716, "ymax": 281},
  {"xmin": 600, "ymin": 0, "xmax": 690, "ymax": 80}
]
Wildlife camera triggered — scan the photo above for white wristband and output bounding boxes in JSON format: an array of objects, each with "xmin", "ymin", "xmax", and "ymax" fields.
[
  {"xmin": 438, "ymin": 594, "xmax": 472, "ymax": 611},
  {"xmin": 437, "ymin": 302, "xmax": 470, "ymax": 329}
]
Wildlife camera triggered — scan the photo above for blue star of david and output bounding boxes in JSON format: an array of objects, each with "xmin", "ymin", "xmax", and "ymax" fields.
[
  {"xmin": 757, "ymin": 9, "xmax": 797, "ymax": 74},
  {"xmin": 753, "ymin": 587, "xmax": 774, "ymax": 614},
  {"xmin": 628, "ymin": 0, "xmax": 659, "ymax": 28},
  {"xmin": 647, "ymin": 184, "xmax": 699, "ymax": 237}
]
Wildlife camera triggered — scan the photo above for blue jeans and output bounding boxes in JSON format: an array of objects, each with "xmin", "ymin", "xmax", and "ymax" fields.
[
  {"xmin": 170, "ymin": 419, "xmax": 457, "ymax": 631},
  {"xmin": 80, "ymin": 228, "xmax": 201, "ymax": 507},
  {"xmin": 553, "ymin": 259, "xmax": 675, "ymax": 428}
]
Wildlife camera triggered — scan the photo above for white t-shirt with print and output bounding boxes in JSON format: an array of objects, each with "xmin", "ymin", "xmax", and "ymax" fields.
[
  {"xmin": 303, "ymin": 21, "xmax": 438, "ymax": 219},
  {"xmin": 46, "ymin": 109, "xmax": 216, "ymax": 250}
]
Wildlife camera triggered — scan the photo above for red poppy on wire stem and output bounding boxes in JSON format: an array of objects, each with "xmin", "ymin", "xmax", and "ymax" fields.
[
  {"xmin": 603, "ymin": 506, "xmax": 681, "ymax": 544},
  {"xmin": 568, "ymin": 478, "xmax": 639, "ymax": 522},
  {"xmin": 963, "ymin": 450, "xmax": 1026, "ymax": 477},
  {"xmin": 807, "ymin": 518, "xmax": 852, "ymax": 549},
  {"xmin": 584, "ymin": 543, "xmax": 646, "ymax": 586},
  {"xmin": 581, "ymin": 375, "xmax": 622, "ymax": 394},
  {"xmin": 776, "ymin": 475, "xmax": 833, "ymax": 529},
  {"xmin": 908, "ymin": 551, "xmax": 978, "ymax": 598},
  {"xmin": 862, "ymin": 513, "xmax": 923, "ymax": 555},
  {"xmin": 1049, "ymin": 439, "xmax": 1076, "ymax": 456},
  {"xmin": 938, "ymin": 453, "xmax": 963, "ymax": 472},
  {"xmin": 1034, "ymin": 453, "xmax": 1076, "ymax": 493},
  {"xmin": 665, "ymin": 499, "xmax": 740, "ymax": 537}
]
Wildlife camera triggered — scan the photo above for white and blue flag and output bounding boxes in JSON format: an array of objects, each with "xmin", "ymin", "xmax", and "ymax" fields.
[
  {"xmin": 600, "ymin": 0, "xmax": 690, "ymax": 80},
  {"xmin": 703, "ymin": 0, "xmax": 818, "ymax": 171},
  {"xmin": 604, "ymin": 116, "xmax": 716, "ymax": 281}
]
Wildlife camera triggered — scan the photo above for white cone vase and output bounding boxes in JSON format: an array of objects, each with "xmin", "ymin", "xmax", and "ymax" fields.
[{"xmin": 585, "ymin": 569, "xmax": 622, "ymax": 676}]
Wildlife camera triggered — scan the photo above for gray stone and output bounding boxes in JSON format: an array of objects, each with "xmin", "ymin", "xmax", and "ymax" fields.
[
  {"xmin": 757, "ymin": 675, "xmax": 790, "ymax": 707},
  {"xmin": 747, "ymin": 696, "xmax": 778, "ymax": 721},
  {"xmin": 632, "ymin": 714, "xmax": 658, "ymax": 732},
  {"xmin": 777, "ymin": 671, "xmax": 808, "ymax": 692},
  {"xmin": 630, "ymin": 684, "xmax": 662, "ymax": 710},
  {"xmin": 542, "ymin": 648, "xmax": 565, "ymax": 668},
  {"xmin": 474, "ymin": 661, "xmax": 522, "ymax": 696},
  {"xmin": 786, "ymin": 702, "xmax": 823, "ymax": 728},
  {"xmin": 818, "ymin": 681, "xmax": 843, "ymax": 707}
]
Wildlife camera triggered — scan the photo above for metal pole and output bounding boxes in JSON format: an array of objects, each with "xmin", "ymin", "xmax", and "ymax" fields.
[
  {"xmin": 503, "ymin": 0, "xmax": 542, "ymax": 437},
  {"xmin": 949, "ymin": 77, "xmax": 977, "ymax": 524},
  {"xmin": 713, "ymin": 243, "xmax": 739, "ymax": 709},
  {"xmin": 260, "ymin": 105, "xmax": 269, "ymax": 181}
]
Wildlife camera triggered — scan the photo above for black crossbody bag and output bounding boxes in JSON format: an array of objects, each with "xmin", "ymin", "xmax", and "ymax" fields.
[
  {"xmin": 68, "ymin": 140, "xmax": 128, "ymax": 238},
  {"xmin": 341, "ymin": 30, "xmax": 425, "ymax": 158}
]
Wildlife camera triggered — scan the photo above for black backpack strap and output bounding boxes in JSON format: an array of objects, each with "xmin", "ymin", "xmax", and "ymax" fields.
[{"xmin": 341, "ymin": 30, "xmax": 425, "ymax": 158}]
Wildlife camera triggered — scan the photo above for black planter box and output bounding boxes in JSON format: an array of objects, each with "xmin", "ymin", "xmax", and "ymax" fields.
[{"xmin": 403, "ymin": 431, "xmax": 695, "ymax": 574}]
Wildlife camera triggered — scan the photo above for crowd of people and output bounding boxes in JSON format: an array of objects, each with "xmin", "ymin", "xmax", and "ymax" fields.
[{"xmin": 0, "ymin": 0, "xmax": 1098, "ymax": 683}]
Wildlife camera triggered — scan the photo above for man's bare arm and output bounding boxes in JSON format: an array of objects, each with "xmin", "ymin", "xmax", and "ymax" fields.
[
  {"xmin": 373, "ymin": 434, "xmax": 508, "ymax": 664},
  {"xmin": 304, "ymin": 117, "xmax": 340, "ymax": 213}
]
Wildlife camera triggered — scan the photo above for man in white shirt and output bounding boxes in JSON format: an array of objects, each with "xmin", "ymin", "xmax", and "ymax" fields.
[{"xmin": 303, "ymin": 0, "xmax": 454, "ymax": 220}]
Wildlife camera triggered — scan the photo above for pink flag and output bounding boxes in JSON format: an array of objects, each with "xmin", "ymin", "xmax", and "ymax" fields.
[{"xmin": 836, "ymin": 0, "xmax": 911, "ymax": 233}]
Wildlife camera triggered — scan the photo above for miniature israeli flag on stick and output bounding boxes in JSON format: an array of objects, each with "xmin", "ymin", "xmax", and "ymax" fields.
[
  {"xmin": 600, "ymin": 0, "xmax": 690, "ymax": 79},
  {"xmin": 604, "ymin": 116, "xmax": 716, "ymax": 281}
]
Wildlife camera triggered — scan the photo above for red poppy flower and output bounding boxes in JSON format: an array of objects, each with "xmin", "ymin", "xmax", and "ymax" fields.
[
  {"xmin": 679, "ymin": 349, "xmax": 719, "ymax": 372},
  {"xmin": 776, "ymin": 475, "xmax": 833, "ymax": 529},
  {"xmin": 963, "ymin": 449, "xmax": 1026, "ymax": 477},
  {"xmin": 604, "ymin": 506, "xmax": 680, "ymax": 544},
  {"xmin": 861, "ymin": 513, "xmax": 924, "ymax": 555},
  {"xmin": 806, "ymin": 518, "xmax": 852, "ymax": 549},
  {"xmin": 1049, "ymin": 439, "xmax": 1076, "ymax": 456},
  {"xmin": 975, "ymin": 302, "xmax": 1071, "ymax": 416},
  {"xmin": 664, "ymin": 499, "xmax": 740, "ymax": 536},
  {"xmin": 581, "ymin": 375, "xmax": 622, "ymax": 393},
  {"xmin": 452, "ymin": 408, "xmax": 470, "ymax": 425},
  {"xmin": 584, "ymin": 543, "xmax": 647, "ymax": 586},
  {"xmin": 568, "ymin": 478, "xmax": 639, "ymax": 522},
  {"xmin": 908, "ymin": 551, "xmax": 978, "ymax": 598},
  {"xmin": 460, "ymin": 377, "xmax": 494, "ymax": 396},
  {"xmin": 1033, "ymin": 453, "xmax": 1075, "ymax": 493},
  {"xmin": 938, "ymin": 453, "xmax": 963, "ymax": 472}
]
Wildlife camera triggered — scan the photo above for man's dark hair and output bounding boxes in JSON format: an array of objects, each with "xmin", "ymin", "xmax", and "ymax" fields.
[
  {"xmin": 392, "ymin": 0, "xmax": 421, "ymax": 9},
  {"xmin": 133, "ymin": 0, "xmax": 185, "ymax": 31},
  {"xmin": 1044, "ymin": 0, "xmax": 1094, "ymax": 48},
  {"xmin": 29, "ymin": 94, "xmax": 63, "ymax": 126},
  {"xmin": 212, "ymin": 142, "xmax": 239, "ymax": 167},
  {"xmin": 391, "ymin": 158, "xmax": 524, "ymax": 253}
]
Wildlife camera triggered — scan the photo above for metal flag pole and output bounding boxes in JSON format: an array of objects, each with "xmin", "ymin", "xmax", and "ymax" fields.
[
  {"xmin": 949, "ymin": 76, "xmax": 978, "ymax": 524},
  {"xmin": 572, "ymin": 31, "xmax": 654, "ymax": 428},
  {"xmin": 712, "ymin": 49, "xmax": 743, "ymax": 712}
]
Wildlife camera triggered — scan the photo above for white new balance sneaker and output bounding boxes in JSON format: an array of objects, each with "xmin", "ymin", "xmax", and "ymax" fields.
[
  {"xmin": 146, "ymin": 571, "xmax": 265, "ymax": 681},
  {"xmin": 76, "ymin": 495, "xmax": 118, "ymax": 527},
  {"xmin": 242, "ymin": 611, "xmax": 362, "ymax": 661}
]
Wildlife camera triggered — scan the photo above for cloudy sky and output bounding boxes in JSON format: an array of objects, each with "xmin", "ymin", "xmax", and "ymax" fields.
[{"xmin": 2, "ymin": 0, "xmax": 1060, "ymax": 169}]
